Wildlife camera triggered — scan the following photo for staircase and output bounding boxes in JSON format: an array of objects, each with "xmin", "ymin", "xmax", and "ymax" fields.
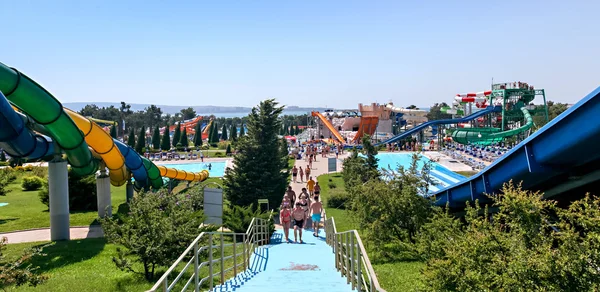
[{"xmin": 214, "ymin": 229, "xmax": 352, "ymax": 292}]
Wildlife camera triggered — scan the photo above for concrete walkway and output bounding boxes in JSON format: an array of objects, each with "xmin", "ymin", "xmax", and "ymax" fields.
[
  {"xmin": 214, "ymin": 229, "xmax": 351, "ymax": 292},
  {"xmin": 0, "ymin": 226, "xmax": 104, "ymax": 244}
]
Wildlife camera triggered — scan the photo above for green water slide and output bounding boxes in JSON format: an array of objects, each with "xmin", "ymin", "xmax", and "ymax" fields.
[
  {"xmin": 0, "ymin": 63, "xmax": 98, "ymax": 175},
  {"xmin": 451, "ymin": 107, "xmax": 533, "ymax": 145}
]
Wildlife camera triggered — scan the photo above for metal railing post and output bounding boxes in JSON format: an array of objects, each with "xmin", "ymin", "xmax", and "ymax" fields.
[
  {"xmin": 345, "ymin": 232, "xmax": 350, "ymax": 283},
  {"xmin": 357, "ymin": 247, "xmax": 362, "ymax": 292},
  {"xmin": 233, "ymin": 234, "xmax": 237, "ymax": 277},
  {"xmin": 194, "ymin": 241, "xmax": 199, "ymax": 292},
  {"xmin": 350, "ymin": 234, "xmax": 355, "ymax": 289},
  {"xmin": 335, "ymin": 233, "xmax": 340, "ymax": 272},
  {"xmin": 163, "ymin": 279, "xmax": 167, "ymax": 292},
  {"xmin": 243, "ymin": 234, "xmax": 247, "ymax": 271},
  {"xmin": 220, "ymin": 233, "xmax": 225, "ymax": 284},
  {"xmin": 209, "ymin": 233, "xmax": 214, "ymax": 291}
]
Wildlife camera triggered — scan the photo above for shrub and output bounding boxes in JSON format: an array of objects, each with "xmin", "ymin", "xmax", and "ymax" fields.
[
  {"xmin": 327, "ymin": 181, "xmax": 337, "ymax": 189},
  {"xmin": 38, "ymin": 171, "xmax": 97, "ymax": 211},
  {"xmin": 13, "ymin": 166, "xmax": 24, "ymax": 172},
  {"xmin": 0, "ymin": 162, "xmax": 8, "ymax": 167},
  {"xmin": 0, "ymin": 168, "xmax": 18, "ymax": 184},
  {"xmin": 326, "ymin": 189, "xmax": 350, "ymax": 209},
  {"xmin": 217, "ymin": 141, "xmax": 228, "ymax": 150},
  {"xmin": 9, "ymin": 158, "xmax": 24, "ymax": 168},
  {"xmin": 210, "ymin": 143, "xmax": 218, "ymax": 148},
  {"xmin": 21, "ymin": 176, "xmax": 45, "ymax": 191},
  {"xmin": 23, "ymin": 165, "xmax": 34, "ymax": 172},
  {"xmin": 0, "ymin": 179, "xmax": 10, "ymax": 197},
  {"xmin": 0, "ymin": 237, "xmax": 48, "ymax": 289},
  {"xmin": 102, "ymin": 190, "xmax": 207, "ymax": 280},
  {"xmin": 214, "ymin": 152, "xmax": 225, "ymax": 158},
  {"xmin": 223, "ymin": 204, "xmax": 274, "ymax": 241},
  {"xmin": 30, "ymin": 167, "xmax": 48, "ymax": 178},
  {"xmin": 201, "ymin": 144, "xmax": 210, "ymax": 150},
  {"xmin": 225, "ymin": 144, "xmax": 232, "ymax": 156}
]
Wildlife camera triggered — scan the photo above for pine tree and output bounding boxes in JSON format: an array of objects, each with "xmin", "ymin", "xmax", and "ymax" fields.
[
  {"xmin": 223, "ymin": 99, "xmax": 289, "ymax": 207},
  {"xmin": 284, "ymin": 123, "xmax": 290, "ymax": 135},
  {"xmin": 160, "ymin": 128, "xmax": 171, "ymax": 151},
  {"xmin": 226, "ymin": 144, "xmax": 232, "ymax": 156},
  {"xmin": 279, "ymin": 124, "xmax": 285, "ymax": 135},
  {"xmin": 179, "ymin": 127, "xmax": 189, "ymax": 147},
  {"xmin": 152, "ymin": 126, "xmax": 160, "ymax": 150},
  {"xmin": 127, "ymin": 128, "xmax": 136, "ymax": 148},
  {"xmin": 193, "ymin": 122, "xmax": 203, "ymax": 148},
  {"xmin": 172, "ymin": 123, "xmax": 181, "ymax": 148},
  {"xmin": 211, "ymin": 122, "xmax": 219, "ymax": 143},
  {"xmin": 0, "ymin": 150, "xmax": 6, "ymax": 162},
  {"xmin": 221, "ymin": 124, "xmax": 228, "ymax": 141},
  {"xmin": 135, "ymin": 126, "xmax": 146, "ymax": 153},
  {"xmin": 295, "ymin": 121, "xmax": 300, "ymax": 134},
  {"xmin": 239, "ymin": 123, "xmax": 245, "ymax": 136},
  {"xmin": 290, "ymin": 125, "xmax": 296, "ymax": 135},
  {"xmin": 110, "ymin": 125, "xmax": 117, "ymax": 139},
  {"xmin": 230, "ymin": 125, "xmax": 238, "ymax": 141},
  {"xmin": 207, "ymin": 122, "xmax": 214, "ymax": 144}
]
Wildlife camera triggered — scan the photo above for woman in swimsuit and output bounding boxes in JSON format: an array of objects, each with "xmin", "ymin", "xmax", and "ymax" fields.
[
  {"xmin": 314, "ymin": 182, "xmax": 321, "ymax": 196},
  {"xmin": 292, "ymin": 166, "xmax": 298, "ymax": 183},
  {"xmin": 298, "ymin": 166, "xmax": 304, "ymax": 183},
  {"xmin": 298, "ymin": 193, "xmax": 310, "ymax": 228},
  {"xmin": 279, "ymin": 203, "xmax": 292, "ymax": 243},
  {"xmin": 305, "ymin": 165, "xmax": 311, "ymax": 178}
]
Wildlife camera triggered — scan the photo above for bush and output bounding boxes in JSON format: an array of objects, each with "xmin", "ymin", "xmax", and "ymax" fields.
[
  {"xmin": 210, "ymin": 143, "xmax": 218, "ymax": 148},
  {"xmin": 0, "ymin": 237, "xmax": 48, "ymax": 289},
  {"xmin": 38, "ymin": 171, "xmax": 97, "ymax": 211},
  {"xmin": 213, "ymin": 152, "xmax": 225, "ymax": 158},
  {"xmin": 23, "ymin": 165, "xmax": 34, "ymax": 172},
  {"xmin": 217, "ymin": 141, "xmax": 229, "ymax": 150},
  {"xmin": 30, "ymin": 167, "xmax": 48, "ymax": 178},
  {"xmin": 328, "ymin": 181, "xmax": 337, "ymax": 189},
  {"xmin": 9, "ymin": 158, "xmax": 24, "ymax": 168},
  {"xmin": 0, "ymin": 168, "xmax": 18, "ymax": 184},
  {"xmin": 225, "ymin": 144, "xmax": 232, "ymax": 156},
  {"xmin": 326, "ymin": 189, "xmax": 350, "ymax": 209},
  {"xmin": 0, "ymin": 162, "xmax": 8, "ymax": 167},
  {"xmin": 21, "ymin": 176, "xmax": 45, "ymax": 191},
  {"xmin": 201, "ymin": 144, "xmax": 210, "ymax": 150},
  {"xmin": 102, "ymin": 190, "xmax": 207, "ymax": 280},
  {"xmin": 224, "ymin": 204, "xmax": 274, "ymax": 241}
]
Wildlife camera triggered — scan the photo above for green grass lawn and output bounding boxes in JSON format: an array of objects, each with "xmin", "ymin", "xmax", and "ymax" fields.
[{"xmin": 317, "ymin": 172, "xmax": 425, "ymax": 292}]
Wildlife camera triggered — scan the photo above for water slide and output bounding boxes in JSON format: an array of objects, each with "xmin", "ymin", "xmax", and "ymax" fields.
[
  {"xmin": 385, "ymin": 103, "xmax": 427, "ymax": 116},
  {"xmin": 451, "ymin": 107, "xmax": 533, "ymax": 145},
  {"xmin": 432, "ymin": 86, "xmax": 600, "ymax": 208},
  {"xmin": 374, "ymin": 106, "xmax": 502, "ymax": 146},
  {"xmin": 312, "ymin": 111, "xmax": 345, "ymax": 144},
  {"xmin": 0, "ymin": 62, "xmax": 208, "ymax": 190},
  {"xmin": 351, "ymin": 116, "xmax": 379, "ymax": 143}
]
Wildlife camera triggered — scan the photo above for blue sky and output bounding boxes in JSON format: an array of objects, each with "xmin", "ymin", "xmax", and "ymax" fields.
[{"xmin": 2, "ymin": 0, "xmax": 598, "ymax": 108}]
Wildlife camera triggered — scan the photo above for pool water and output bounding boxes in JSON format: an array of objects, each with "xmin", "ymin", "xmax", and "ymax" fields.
[
  {"xmin": 157, "ymin": 162, "xmax": 227, "ymax": 177},
  {"xmin": 373, "ymin": 153, "xmax": 465, "ymax": 192}
]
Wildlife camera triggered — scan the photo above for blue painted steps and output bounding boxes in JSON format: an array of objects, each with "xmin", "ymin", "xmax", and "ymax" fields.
[{"xmin": 214, "ymin": 229, "xmax": 352, "ymax": 292}]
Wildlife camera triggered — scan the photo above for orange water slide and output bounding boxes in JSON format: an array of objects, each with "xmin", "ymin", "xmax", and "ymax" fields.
[
  {"xmin": 351, "ymin": 116, "xmax": 379, "ymax": 143},
  {"xmin": 169, "ymin": 116, "xmax": 203, "ymax": 133},
  {"xmin": 311, "ymin": 111, "xmax": 345, "ymax": 144}
]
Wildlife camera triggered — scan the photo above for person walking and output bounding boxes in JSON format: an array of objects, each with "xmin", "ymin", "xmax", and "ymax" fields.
[
  {"xmin": 299, "ymin": 166, "xmax": 304, "ymax": 183},
  {"xmin": 292, "ymin": 202, "xmax": 306, "ymax": 243},
  {"xmin": 279, "ymin": 204, "xmax": 292, "ymax": 243},
  {"xmin": 310, "ymin": 196, "xmax": 323, "ymax": 237},
  {"xmin": 305, "ymin": 165, "xmax": 311, "ymax": 178},
  {"xmin": 306, "ymin": 176, "xmax": 316, "ymax": 196},
  {"xmin": 314, "ymin": 182, "xmax": 321, "ymax": 196},
  {"xmin": 292, "ymin": 165, "xmax": 298, "ymax": 183},
  {"xmin": 286, "ymin": 186, "xmax": 296, "ymax": 207}
]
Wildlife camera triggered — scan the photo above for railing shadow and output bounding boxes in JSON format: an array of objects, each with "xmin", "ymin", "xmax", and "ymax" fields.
[{"xmin": 213, "ymin": 243, "xmax": 270, "ymax": 291}]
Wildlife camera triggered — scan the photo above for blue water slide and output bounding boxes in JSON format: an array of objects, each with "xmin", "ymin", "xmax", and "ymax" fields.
[
  {"xmin": 0, "ymin": 91, "xmax": 54, "ymax": 159},
  {"xmin": 113, "ymin": 139, "xmax": 149, "ymax": 189},
  {"xmin": 432, "ymin": 86, "xmax": 600, "ymax": 208},
  {"xmin": 375, "ymin": 106, "xmax": 502, "ymax": 146}
]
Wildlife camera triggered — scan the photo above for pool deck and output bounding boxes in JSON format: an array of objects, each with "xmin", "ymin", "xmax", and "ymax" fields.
[{"xmin": 420, "ymin": 151, "xmax": 473, "ymax": 172}]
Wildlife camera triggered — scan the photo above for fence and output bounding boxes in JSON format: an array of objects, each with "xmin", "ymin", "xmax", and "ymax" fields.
[
  {"xmin": 324, "ymin": 212, "xmax": 386, "ymax": 292},
  {"xmin": 148, "ymin": 216, "xmax": 272, "ymax": 292}
]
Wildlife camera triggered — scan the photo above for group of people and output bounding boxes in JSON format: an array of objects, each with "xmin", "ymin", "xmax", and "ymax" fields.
[{"xmin": 280, "ymin": 178, "xmax": 323, "ymax": 243}]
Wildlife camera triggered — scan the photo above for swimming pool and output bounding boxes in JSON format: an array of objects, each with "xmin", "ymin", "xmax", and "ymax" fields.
[
  {"xmin": 374, "ymin": 153, "xmax": 466, "ymax": 192},
  {"xmin": 156, "ymin": 161, "xmax": 227, "ymax": 177}
]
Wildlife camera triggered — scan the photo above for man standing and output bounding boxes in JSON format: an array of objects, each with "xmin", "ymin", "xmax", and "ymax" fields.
[
  {"xmin": 286, "ymin": 186, "xmax": 296, "ymax": 207},
  {"xmin": 310, "ymin": 196, "xmax": 323, "ymax": 237},
  {"xmin": 306, "ymin": 176, "xmax": 316, "ymax": 196},
  {"xmin": 292, "ymin": 202, "xmax": 306, "ymax": 243}
]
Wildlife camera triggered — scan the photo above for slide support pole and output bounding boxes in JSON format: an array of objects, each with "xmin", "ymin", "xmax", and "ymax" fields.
[
  {"xmin": 49, "ymin": 157, "xmax": 70, "ymax": 241},
  {"xmin": 96, "ymin": 163, "xmax": 112, "ymax": 218},
  {"xmin": 126, "ymin": 178, "xmax": 134, "ymax": 202}
]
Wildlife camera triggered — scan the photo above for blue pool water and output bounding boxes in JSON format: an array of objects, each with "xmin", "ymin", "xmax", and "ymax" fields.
[
  {"xmin": 0, "ymin": 203, "xmax": 8, "ymax": 207},
  {"xmin": 157, "ymin": 162, "xmax": 227, "ymax": 177},
  {"xmin": 374, "ymin": 153, "xmax": 466, "ymax": 192}
]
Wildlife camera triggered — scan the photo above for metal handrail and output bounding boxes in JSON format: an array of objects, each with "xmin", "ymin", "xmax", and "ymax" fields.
[
  {"xmin": 149, "ymin": 214, "xmax": 273, "ymax": 292},
  {"xmin": 324, "ymin": 216, "xmax": 386, "ymax": 292}
]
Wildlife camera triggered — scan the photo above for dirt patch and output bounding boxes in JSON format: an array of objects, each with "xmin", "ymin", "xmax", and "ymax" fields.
[{"xmin": 280, "ymin": 262, "xmax": 320, "ymax": 271}]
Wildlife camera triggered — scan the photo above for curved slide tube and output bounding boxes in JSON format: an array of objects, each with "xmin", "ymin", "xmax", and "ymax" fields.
[
  {"xmin": 351, "ymin": 116, "xmax": 379, "ymax": 143},
  {"xmin": 375, "ymin": 106, "xmax": 502, "ymax": 147},
  {"xmin": 311, "ymin": 111, "xmax": 345, "ymax": 144},
  {"xmin": 0, "ymin": 91, "xmax": 55, "ymax": 160},
  {"xmin": 385, "ymin": 103, "xmax": 427, "ymax": 116},
  {"xmin": 64, "ymin": 108, "xmax": 128, "ymax": 186},
  {"xmin": 0, "ymin": 63, "xmax": 98, "ymax": 176},
  {"xmin": 432, "ymin": 86, "xmax": 600, "ymax": 208},
  {"xmin": 451, "ymin": 107, "xmax": 533, "ymax": 145}
]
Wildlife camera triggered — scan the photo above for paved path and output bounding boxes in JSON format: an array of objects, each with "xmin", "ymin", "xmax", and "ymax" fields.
[
  {"xmin": 0, "ymin": 226, "xmax": 104, "ymax": 244},
  {"xmin": 214, "ymin": 229, "xmax": 351, "ymax": 292}
]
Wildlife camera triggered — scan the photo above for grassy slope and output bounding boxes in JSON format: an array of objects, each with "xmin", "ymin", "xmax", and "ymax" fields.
[{"xmin": 317, "ymin": 173, "xmax": 424, "ymax": 292}]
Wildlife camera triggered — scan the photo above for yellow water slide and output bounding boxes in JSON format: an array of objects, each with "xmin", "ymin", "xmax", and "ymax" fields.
[{"xmin": 311, "ymin": 111, "xmax": 345, "ymax": 144}]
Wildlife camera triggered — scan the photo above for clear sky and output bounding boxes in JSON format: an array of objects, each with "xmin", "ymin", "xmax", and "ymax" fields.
[{"xmin": 2, "ymin": 0, "xmax": 598, "ymax": 108}]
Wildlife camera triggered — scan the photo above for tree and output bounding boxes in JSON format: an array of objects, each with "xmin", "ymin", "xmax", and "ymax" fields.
[
  {"xmin": 110, "ymin": 125, "xmax": 117, "ymax": 139},
  {"xmin": 193, "ymin": 122, "xmax": 203, "ymax": 148},
  {"xmin": 223, "ymin": 99, "xmax": 289, "ymax": 207},
  {"xmin": 160, "ymin": 128, "xmax": 171, "ymax": 151},
  {"xmin": 144, "ymin": 105, "xmax": 163, "ymax": 130},
  {"xmin": 230, "ymin": 125, "xmax": 238, "ymax": 141},
  {"xmin": 210, "ymin": 122, "xmax": 219, "ymax": 144},
  {"xmin": 407, "ymin": 105, "xmax": 419, "ymax": 109},
  {"xmin": 180, "ymin": 107, "xmax": 196, "ymax": 120},
  {"xmin": 226, "ymin": 144, "xmax": 232, "ymax": 156},
  {"xmin": 295, "ymin": 121, "xmax": 301, "ymax": 134},
  {"xmin": 533, "ymin": 101, "xmax": 569, "ymax": 130},
  {"xmin": 239, "ymin": 123, "xmax": 245, "ymax": 136},
  {"xmin": 135, "ymin": 127, "xmax": 146, "ymax": 153},
  {"xmin": 78, "ymin": 104, "xmax": 100, "ymax": 117},
  {"xmin": 362, "ymin": 135, "xmax": 379, "ymax": 172},
  {"xmin": 179, "ymin": 127, "xmax": 189, "ymax": 147},
  {"xmin": 0, "ymin": 150, "xmax": 6, "ymax": 162},
  {"xmin": 426, "ymin": 102, "xmax": 452, "ymax": 121},
  {"xmin": 221, "ymin": 124, "xmax": 228, "ymax": 141},
  {"xmin": 0, "ymin": 237, "xmax": 48, "ymax": 289},
  {"xmin": 127, "ymin": 128, "xmax": 136, "ymax": 148},
  {"xmin": 152, "ymin": 126, "xmax": 160, "ymax": 150},
  {"xmin": 102, "ymin": 189, "xmax": 207, "ymax": 280},
  {"xmin": 172, "ymin": 123, "xmax": 181, "ymax": 148}
]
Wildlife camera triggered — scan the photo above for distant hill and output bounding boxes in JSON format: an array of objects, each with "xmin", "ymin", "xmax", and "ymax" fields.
[{"xmin": 63, "ymin": 102, "xmax": 330, "ymax": 115}]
